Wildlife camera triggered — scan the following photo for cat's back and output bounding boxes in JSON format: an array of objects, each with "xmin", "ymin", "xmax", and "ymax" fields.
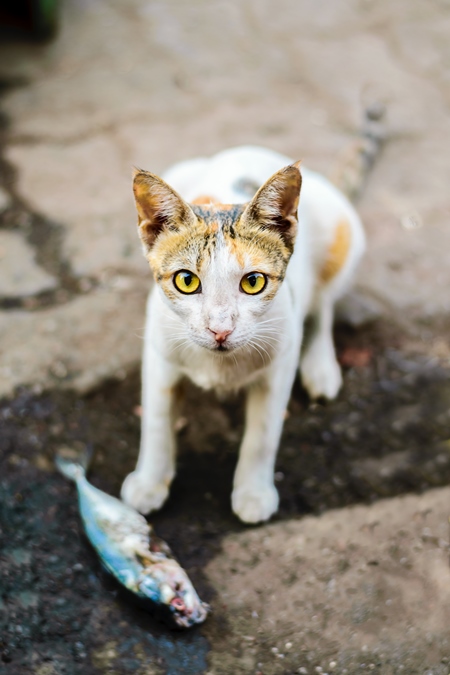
[
  {"xmin": 162, "ymin": 146, "xmax": 292, "ymax": 204},
  {"xmin": 162, "ymin": 146, "xmax": 365, "ymax": 287},
  {"xmin": 162, "ymin": 145, "xmax": 359, "ymax": 223}
]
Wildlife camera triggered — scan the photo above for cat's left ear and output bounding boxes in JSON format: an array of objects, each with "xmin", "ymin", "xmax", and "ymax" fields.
[
  {"xmin": 242, "ymin": 162, "xmax": 302, "ymax": 250},
  {"xmin": 133, "ymin": 169, "xmax": 196, "ymax": 252}
]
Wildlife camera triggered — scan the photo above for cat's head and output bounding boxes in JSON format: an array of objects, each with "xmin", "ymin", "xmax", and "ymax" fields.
[{"xmin": 133, "ymin": 162, "xmax": 301, "ymax": 354}]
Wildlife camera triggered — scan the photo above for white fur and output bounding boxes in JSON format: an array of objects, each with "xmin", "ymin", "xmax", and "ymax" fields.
[{"xmin": 121, "ymin": 146, "xmax": 365, "ymax": 523}]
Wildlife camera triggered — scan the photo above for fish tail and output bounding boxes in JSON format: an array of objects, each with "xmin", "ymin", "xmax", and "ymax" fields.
[{"xmin": 55, "ymin": 445, "xmax": 92, "ymax": 482}]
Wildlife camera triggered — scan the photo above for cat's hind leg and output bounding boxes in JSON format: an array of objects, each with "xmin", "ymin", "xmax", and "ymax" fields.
[
  {"xmin": 300, "ymin": 291, "xmax": 342, "ymax": 400},
  {"xmin": 300, "ymin": 203, "xmax": 365, "ymax": 400}
]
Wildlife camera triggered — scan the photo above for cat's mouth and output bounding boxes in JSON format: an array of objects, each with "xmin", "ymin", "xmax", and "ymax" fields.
[{"xmin": 208, "ymin": 341, "xmax": 236, "ymax": 354}]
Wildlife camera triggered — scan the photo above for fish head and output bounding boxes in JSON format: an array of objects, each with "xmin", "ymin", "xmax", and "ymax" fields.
[{"xmin": 138, "ymin": 561, "xmax": 209, "ymax": 628}]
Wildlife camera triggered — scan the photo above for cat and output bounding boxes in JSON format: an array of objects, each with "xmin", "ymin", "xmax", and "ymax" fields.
[{"xmin": 120, "ymin": 145, "xmax": 366, "ymax": 524}]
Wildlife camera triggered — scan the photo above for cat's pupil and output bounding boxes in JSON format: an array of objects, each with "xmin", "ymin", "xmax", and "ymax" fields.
[
  {"xmin": 249, "ymin": 275, "xmax": 256, "ymax": 287},
  {"xmin": 184, "ymin": 273, "xmax": 192, "ymax": 286}
]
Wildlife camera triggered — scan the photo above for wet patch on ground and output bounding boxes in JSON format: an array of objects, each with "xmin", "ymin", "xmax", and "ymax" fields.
[
  {"xmin": 0, "ymin": 78, "xmax": 97, "ymax": 312},
  {"xmin": 1, "ymin": 321, "xmax": 450, "ymax": 674}
]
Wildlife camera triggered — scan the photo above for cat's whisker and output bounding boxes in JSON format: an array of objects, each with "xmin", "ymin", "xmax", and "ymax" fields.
[
  {"xmin": 257, "ymin": 328, "xmax": 282, "ymax": 338},
  {"xmin": 257, "ymin": 333, "xmax": 282, "ymax": 345},
  {"xmin": 247, "ymin": 338, "xmax": 269, "ymax": 366},
  {"xmin": 166, "ymin": 333, "xmax": 190, "ymax": 342},
  {"xmin": 134, "ymin": 324, "xmax": 149, "ymax": 340},
  {"xmin": 252, "ymin": 338, "xmax": 271, "ymax": 363},
  {"xmin": 257, "ymin": 317, "xmax": 283, "ymax": 326}
]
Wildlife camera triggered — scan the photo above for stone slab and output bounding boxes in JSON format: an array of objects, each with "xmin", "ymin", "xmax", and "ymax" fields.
[
  {"xmin": 205, "ymin": 487, "xmax": 450, "ymax": 674},
  {"xmin": 0, "ymin": 231, "xmax": 57, "ymax": 297},
  {"xmin": 0, "ymin": 279, "xmax": 149, "ymax": 399}
]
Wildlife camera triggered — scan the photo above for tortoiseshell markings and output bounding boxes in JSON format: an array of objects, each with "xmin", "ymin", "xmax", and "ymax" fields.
[
  {"xmin": 320, "ymin": 218, "xmax": 352, "ymax": 283},
  {"xmin": 147, "ymin": 200, "xmax": 295, "ymax": 303},
  {"xmin": 190, "ymin": 195, "xmax": 220, "ymax": 205}
]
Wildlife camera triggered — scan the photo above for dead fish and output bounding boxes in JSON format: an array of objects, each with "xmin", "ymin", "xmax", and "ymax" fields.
[{"xmin": 55, "ymin": 450, "xmax": 209, "ymax": 628}]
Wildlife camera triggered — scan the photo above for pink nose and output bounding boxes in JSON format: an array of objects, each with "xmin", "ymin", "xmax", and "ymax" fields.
[{"xmin": 209, "ymin": 329, "xmax": 232, "ymax": 344}]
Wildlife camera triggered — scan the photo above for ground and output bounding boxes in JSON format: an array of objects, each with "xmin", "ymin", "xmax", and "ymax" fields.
[{"xmin": 0, "ymin": 1, "xmax": 450, "ymax": 674}]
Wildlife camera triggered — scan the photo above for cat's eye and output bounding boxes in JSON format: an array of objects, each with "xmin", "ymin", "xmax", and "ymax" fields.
[
  {"xmin": 173, "ymin": 270, "xmax": 201, "ymax": 294},
  {"xmin": 240, "ymin": 272, "xmax": 267, "ymax": 295}
]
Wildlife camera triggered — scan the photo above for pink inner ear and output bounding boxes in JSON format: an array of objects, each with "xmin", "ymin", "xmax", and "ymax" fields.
[
  {"xmin": 244, "ymin": 165, "xmax": 302, "ymax": 248},
  {"xmin": 133, "ymin": 172, "xmax": 194, "ymax": 250}
]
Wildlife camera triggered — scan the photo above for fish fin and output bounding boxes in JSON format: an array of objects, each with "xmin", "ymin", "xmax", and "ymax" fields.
[
  {"xmin": 54, "ymin": 445, "xmax": 91, "ymax": 481},
  {"xmin": 135, "ymin": 550, "xmax": 162, "ymax": 567},
  {"xmin": 149, "ymin": 534, "xmax": 173, "ymax": 558}
]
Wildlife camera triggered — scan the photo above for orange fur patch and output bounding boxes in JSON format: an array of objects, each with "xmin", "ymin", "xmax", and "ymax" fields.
[
  {"xmin": 320, "ymin": 218, "xmax": 351, "ymax": 283},
  {"xmin": 191, "ymin": 195, "xmax": 220, "ymax": 205}
]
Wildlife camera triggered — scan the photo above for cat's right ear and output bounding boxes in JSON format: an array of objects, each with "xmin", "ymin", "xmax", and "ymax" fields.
[{"xmin": 133, "ymin": 169, "xmax": 196, "ymax": 251}]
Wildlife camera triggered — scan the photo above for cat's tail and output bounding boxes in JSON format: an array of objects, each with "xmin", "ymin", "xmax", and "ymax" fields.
[
  {"xmin": 329, "ymin": 102, "xmax": 386, "ymax": 201},
  {"xmin": 55, "ymin": 445, "xmax": 92, "ymax": 482}
]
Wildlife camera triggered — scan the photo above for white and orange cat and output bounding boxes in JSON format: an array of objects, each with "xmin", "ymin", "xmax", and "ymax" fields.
[{"xmin": 121, "ymin": 146, "xmax": 365, "ymax": 524}]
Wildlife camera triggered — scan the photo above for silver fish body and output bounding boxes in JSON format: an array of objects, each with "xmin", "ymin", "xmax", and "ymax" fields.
[{"xmin": 55, "ymin": 456, "xmax": 209, "ymax": 628}]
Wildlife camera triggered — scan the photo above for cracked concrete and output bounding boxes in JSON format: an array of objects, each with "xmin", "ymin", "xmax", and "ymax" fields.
[
  {"xmin": 0, "ymin": 231, "xmax": 57, "ymax": 297},
  {"xmin": 0, "ymin": 1, "xmax": 450, "ymax": 674}
]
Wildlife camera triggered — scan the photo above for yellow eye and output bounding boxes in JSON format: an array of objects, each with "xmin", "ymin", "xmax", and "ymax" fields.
[
  {"xmin": 173, "ymin": 270, "xmax": 201, "ymax": 294},
  {"xmin": 240, "ymin": 272, "xmax": 267, "ymax": 295}
]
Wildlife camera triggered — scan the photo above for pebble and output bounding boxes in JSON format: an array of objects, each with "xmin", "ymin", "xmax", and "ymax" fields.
[{"xmin": 50, "ymin": 361, "xmax": 68, "ymax": 379}]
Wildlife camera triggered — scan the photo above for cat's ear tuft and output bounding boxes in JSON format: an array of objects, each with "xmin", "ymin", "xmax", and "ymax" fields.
[
  {"xmin": 133, "ymin": 170, "xmax": 195, "ymax": 251},
  {"xmin": 243, "ymin": 162, "xmax": 302, "ymax": 249}
]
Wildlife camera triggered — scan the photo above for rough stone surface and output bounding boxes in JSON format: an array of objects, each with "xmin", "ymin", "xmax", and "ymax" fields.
[
  {"xmin": 206, "ymin": 488, "xmax": 450, "ymax": 674},
  {"xmin": 0, "ymin": 280, "xmax": 148, "ymax": 398},
  {"xmin": 0, "ymin": 231, "xmax": 57, "ymax": 297}
]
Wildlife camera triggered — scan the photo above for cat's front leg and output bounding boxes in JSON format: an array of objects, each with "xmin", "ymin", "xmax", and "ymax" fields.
[
  {"xmin": 232, "ymin": 346, "xmax": 299, "ymax": 524},
  {"xmin": 121, "ymin": 340, "xmax": 180, "ymax": 515}
]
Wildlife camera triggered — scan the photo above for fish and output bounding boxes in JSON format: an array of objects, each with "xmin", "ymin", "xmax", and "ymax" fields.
[{"xmin": 55, "ymin": 449, "xmax": 209, "ymax": 629}]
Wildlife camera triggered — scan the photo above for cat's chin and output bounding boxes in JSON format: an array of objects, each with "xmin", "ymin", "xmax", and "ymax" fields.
[
  {"xmin": 203, "ymin": 342, "xmax": 238, "ymax": 355},
  {"xmin": 210, "ymin": 345, "xmax": 235, "ymax": 355}
]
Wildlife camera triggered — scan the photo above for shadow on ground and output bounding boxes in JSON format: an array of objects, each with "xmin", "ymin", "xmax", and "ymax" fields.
[{"xmin": 1, "ymin": 321, "xmax": 450, "ymax": 674}]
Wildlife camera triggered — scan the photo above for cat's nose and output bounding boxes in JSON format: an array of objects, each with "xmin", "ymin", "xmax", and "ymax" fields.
[{"xmin": 208, "ymin": 328, "xmax": 233, "ymax": 344}]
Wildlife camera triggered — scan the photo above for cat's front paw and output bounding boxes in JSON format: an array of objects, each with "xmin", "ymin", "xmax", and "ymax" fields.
[
  {"xmin": 121, "ymin": 471, "xmax": 170, "ymax": 515},
  {"xmin": 232, "ymin": 482, "xmax": 279, "ymax": 524}
]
